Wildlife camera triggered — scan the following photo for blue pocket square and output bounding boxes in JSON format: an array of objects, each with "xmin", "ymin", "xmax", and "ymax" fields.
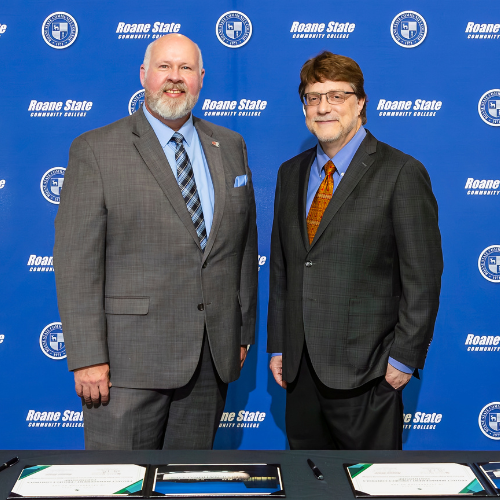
[{"xmin": 234, "ymin": 175, "xmax": 247, "ymax": 187}]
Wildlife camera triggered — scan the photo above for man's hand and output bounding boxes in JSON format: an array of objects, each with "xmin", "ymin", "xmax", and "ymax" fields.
[
  {"xmin": 74, "ymin": 363, "xmax": 112, "ymax": 406},
  {"xmin": 269, "ymin": 355, "xmax": 287, "ymax": 389},
  {"xmin": 240, "ymin": 346, "xmax": 248, "ymax": 369},
  {"xmin": 385, "ymin": 363, "xmax": 411, "ymax": 390}
]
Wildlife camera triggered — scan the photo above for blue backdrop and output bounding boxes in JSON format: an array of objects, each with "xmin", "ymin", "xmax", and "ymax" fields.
[{"xmin": 1, "ymin": 0, "xmax": 500, "ymax": 450}]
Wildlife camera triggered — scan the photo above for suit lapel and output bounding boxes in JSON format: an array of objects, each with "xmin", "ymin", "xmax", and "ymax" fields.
[
  {"xmin": 132, "ymin": 108, "xmax": 202, "ymax": 249},
  {"xmin": 309, "ymin": 131, "xmax": 377, "ymax": 249},
  {"xmin": 193, "ymin": 117, "xmax": 226, "ymax": 261},
  {"xmin": 297, "ymin": 148, "xmax": 316, "ymax": 251}
]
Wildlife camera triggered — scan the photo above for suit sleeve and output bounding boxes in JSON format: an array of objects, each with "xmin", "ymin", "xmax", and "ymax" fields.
[
  {"xmin": 239, "ymin": 137, "xmax": 258, "ymax": 345},
  {"xmin": 54, "ymin": 136, "xmax": 108, "ymax": 371},
  {"xmin": 390, "ymin": 158, "xmax": 443, "ymax": 369},
  {"xmin": 267, "ymin": 165, "xmax": 287, "ymax": 353}
]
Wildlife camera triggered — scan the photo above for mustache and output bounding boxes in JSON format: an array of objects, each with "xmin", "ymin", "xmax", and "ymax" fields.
[
  {"xmin": 313, "ymin": 116, "xmax": 339, "ymax": 122},
  {"xmin": 161, "ymin": 82, "xmax": 188, "ymax": 93}
]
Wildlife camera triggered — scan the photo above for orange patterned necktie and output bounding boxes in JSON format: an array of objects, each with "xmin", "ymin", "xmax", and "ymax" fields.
[{"xmin": 306, "ymin": 160, "xmax": 336, "ymax": 244}]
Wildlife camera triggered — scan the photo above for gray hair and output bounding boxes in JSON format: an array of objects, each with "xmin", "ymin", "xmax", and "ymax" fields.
[{"xmin": 143, "ymin": 37, "xmax": 203, "ymax": 74}]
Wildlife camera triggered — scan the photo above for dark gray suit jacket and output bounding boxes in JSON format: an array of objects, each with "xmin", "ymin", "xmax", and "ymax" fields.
[
  {"xmin": 267, "ymin": 131, "xmax": 443, "ymax": 389},
  {"xmin": 54, "ymin": 108, "xmax": 258, "ymax": 389}
]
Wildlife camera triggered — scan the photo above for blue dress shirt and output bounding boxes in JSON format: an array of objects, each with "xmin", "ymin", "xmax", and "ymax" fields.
[
  {"xmin": 273, "ymin": 126, "xmax": 413, "ymax": 375},
  {"xmin": 305, "ymin": 126, "xmax": 366, "ymax": 215},
  {"xmin": 143, "ymin": 106, "xmax": 215, "ymax": 236}
]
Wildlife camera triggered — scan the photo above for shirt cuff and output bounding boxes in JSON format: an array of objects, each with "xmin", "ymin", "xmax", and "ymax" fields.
[
  {"xmin": 388, "ymin": 357, "xmax": 414, "ymax": 374},
  {"xmin": 271, "ymin": 355, "xmax": 413, "ymax": 373}
]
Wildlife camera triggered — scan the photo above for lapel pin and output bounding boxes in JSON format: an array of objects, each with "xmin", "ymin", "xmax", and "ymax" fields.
[{"xmin": 212, "ymin": 141, "xmax": 220, "ymax": 148}]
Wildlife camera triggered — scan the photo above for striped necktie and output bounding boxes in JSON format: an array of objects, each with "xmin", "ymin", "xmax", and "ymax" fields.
[
  {"xmin": 169, "ymin": 132, "xmax": 208, "ymax": 250},
  {"xmin": 306, "ymin": 160, "xmax": 336, "ymax": 244}
]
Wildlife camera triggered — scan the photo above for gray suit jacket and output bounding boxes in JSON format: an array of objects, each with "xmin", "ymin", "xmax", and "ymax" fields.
[
  {"xmin": 54, "ymin": 108, "xmax": 258, "ymax": 389},
  {"xmin": 267, "ymin": 131, "xmax": 443, "ymax": 389}
]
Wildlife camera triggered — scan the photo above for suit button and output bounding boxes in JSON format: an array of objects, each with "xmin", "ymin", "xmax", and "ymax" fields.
[
  {"xmin": 202, "ymin": 261, "xmax": 208, "ymax": 268},
  {"xmin": 198, "ymin": 303, "xmax": 205, "ymax": 311},
  {"xmin": 305, "ymin": 261, "xmax": 312, "ymax": 267}
]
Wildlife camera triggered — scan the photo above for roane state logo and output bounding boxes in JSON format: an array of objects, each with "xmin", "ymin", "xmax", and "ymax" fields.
[
  {"xmin": 39, "ymin": 322, "xmax": 66, "ymax": 360},
  {"xmin": 478, "ymin": 245, "xmax": 500, "ymax": 283},
  {"xmin": 478, "ymin": 89, "xmax": 500, "ymax": 126},
  {"xmin": 216, "ymin": 11, "xmax": 252, "ymax": 48},
  {"xmin": 41, "ymin": 12, "xmax": 78, "ymax": 49},
  {"xmin": 391, "ymin": 11, "xmax": 427, "ymax": 48},
  {"xmin": 479, "ymin": 402, "xmax": 500, "ymax": 440},
  {"xmin": 129, "ymin": 89, "xmax": 145, "ymax": 115},
  {"xmin": 40, "ymin": 167, "xmax": 65, "ymax": 204}
]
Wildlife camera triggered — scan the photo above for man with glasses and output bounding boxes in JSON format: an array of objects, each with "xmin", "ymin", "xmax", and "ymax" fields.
[{"xmin": 267, "ymin": 52, "xmax": 443, "ymax": 449}]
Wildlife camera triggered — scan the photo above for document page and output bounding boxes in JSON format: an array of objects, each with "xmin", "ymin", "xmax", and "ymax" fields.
[
  {"xmin": 347, "ymin": 463, "xmax": 485, "ymax": 496},
  {"xmin": 10, "ymin": 464, "xmax": 146, "ymax": 497}
]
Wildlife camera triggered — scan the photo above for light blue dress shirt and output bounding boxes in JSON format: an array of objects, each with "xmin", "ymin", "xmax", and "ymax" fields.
[
  {"xmin": 273, "ymin": 126, "xmax": 413, "ymax": 375},
  {"xmin": 143, "ymin": 106, "xmax": 215, "ymax": 237},
  {"xmin": 306, "ymin": 126, "xmax": 366, "ymax": 215}
]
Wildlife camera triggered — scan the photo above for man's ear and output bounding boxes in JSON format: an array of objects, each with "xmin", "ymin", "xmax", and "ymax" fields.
[
  {"xmin": 200, "ymin": 68, "xmax": 205, "ymax": 89},
  {"xmin": 357, "ymin": 97, "xmax": 366, "ymax": 115},
  {"xmin": 140, "ymin": 64, "xmax": 146, "ymax": 87}
]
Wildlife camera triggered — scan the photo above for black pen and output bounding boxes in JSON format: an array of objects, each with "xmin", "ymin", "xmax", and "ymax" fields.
[
  {"xmin": 0, "ymin": 457, "xmax": 19, "ymax": 473},
  {"xmin": 307, "ymin": 458, "xmax": 324, "ymax": 480}
]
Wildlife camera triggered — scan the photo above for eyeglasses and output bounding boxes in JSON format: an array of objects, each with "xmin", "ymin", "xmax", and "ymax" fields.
[{"xmin": 303, "ymin": 91, "xmax": 356, "ymax": 106}]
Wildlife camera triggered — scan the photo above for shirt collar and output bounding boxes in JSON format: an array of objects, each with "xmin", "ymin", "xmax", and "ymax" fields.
[
  {"xmin": 315, "ymin": 125, "xmax": 366, "ymax": 177},
  {"xmin": 143, "ymin": 104, "xmax": 195, "ymax": 148}
]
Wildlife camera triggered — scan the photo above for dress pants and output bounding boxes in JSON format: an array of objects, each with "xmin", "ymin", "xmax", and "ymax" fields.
[
  {"xmin": 83, "ymin": 335, "xmax": 228, "ymax": 450},
  {"xmin": 286, "ymin": 344, "xmax": 404, "ymax": 450}
]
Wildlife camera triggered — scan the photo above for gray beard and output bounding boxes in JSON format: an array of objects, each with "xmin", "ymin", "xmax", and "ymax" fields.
[
  {"xmin": 307, "ymin": 114, "xmax": 358, "ymax": 143},
  {"xmin": 145, "ymin": 86, "xmax": 199, "ymax": 121}
]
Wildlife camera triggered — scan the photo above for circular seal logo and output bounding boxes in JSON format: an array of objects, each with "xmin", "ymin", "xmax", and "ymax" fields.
[
  {"xmin": 129, "ymin": 89, "xmax": 145, "ymax": 115},
  {"xmin": 40, "ymin": 167, "xmax": 66, "ymax": 205},
  {"xmin": 478, "ymin": 89, "xmax": 500, "ymax": 127},
  {"xmin": 479, "ymin": 402, "xmax": 500, "ymax": 440},
  {"xmin": 41, "ymin": 12, "xmax": 78, "ymax": 49},
  {"xmin": 391, "ymin": 11, "xmax": 427, "ymax": 48},
  {"xmin": 39, "ymin": 322, "xmax": 66, "ymax": 360},
  {"xmin": 216, "ymin": 11, "xmax": 252, "ymax": 48},
  {"xmin": 478, "ymin": 245, "xmax": 500, "ymax": 282}
]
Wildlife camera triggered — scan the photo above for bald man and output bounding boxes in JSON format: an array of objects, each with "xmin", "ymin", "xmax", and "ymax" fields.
[{"xmin": 54, "ymin": 35, "xmax": 258, "ymax": 449}]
